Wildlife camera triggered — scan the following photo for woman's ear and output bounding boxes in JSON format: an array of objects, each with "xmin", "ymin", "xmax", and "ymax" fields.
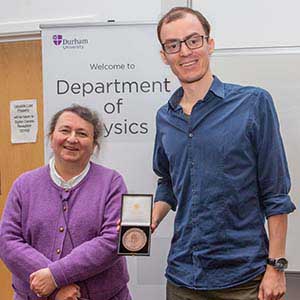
[{"xmin": 49, "ymin": 134, "xmax": 54, "ymax": 149}]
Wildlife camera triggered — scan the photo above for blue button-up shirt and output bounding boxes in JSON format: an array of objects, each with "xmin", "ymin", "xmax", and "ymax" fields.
[{"xmin": 153, "ymin": 76, "xmax": 295, "ymax": 290}]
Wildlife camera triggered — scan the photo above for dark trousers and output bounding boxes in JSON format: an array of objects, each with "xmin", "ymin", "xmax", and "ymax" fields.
[{"xmin": 167, "ymin": 275, "xmax": 262, "ymax": 300}]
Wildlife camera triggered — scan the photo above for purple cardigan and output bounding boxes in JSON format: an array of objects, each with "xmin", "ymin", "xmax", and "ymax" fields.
[{"xmin": 0, "ymin": 163, "xmax": 130, "ymax": 300}]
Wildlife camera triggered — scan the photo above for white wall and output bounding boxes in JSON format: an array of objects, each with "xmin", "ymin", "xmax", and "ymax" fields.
[
  {"xmin": 0, "ymin": 0, "xmax": 163, "ymax": 35},
  {"xmin": 193, "ymin": 0, "xmax": 300, "ymax": 49},
  {"xmin": 2, "ymin": 0, "xmax": 300, "ymax": 50}
]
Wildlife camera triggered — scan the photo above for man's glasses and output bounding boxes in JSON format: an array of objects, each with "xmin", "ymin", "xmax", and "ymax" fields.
[{"xmin": 162, "ymin": 35, "xmax": 208, "ymax": 54}]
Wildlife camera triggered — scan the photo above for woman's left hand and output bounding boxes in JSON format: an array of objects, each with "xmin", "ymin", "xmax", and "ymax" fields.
[{"xmin": 30, "ymin": 267, "xmax": 57, "ymax": 297}]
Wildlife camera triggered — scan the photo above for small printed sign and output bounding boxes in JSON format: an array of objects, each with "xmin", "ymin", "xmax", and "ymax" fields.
[{"xmin": 10, "ymin": 99, "xmax": 38, "ymax": 144}]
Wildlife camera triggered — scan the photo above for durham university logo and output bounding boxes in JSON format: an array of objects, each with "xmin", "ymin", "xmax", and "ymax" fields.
[
  {"xmin": 52, "ymin": 34, "xmax": 88, "ymax": 50},
  {"xmin": 53, "ymin": 35, "xmax": 63, "ymax": 46}
]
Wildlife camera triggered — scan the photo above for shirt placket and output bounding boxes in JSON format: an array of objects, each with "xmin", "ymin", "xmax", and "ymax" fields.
[
  {"xmin": 53, "ymin": 189, "xmax": 70, "ymax": 259},
  {"xmin": 189, "ymin": 101, "xmax": 206, "ymax": 287}
]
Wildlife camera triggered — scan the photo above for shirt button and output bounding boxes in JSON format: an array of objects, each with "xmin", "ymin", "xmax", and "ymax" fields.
[
  {"xmin": 189, "ymin": 133, "xmax": 193, "ymax": 138},
  {"xmin": 59, "ymin": 226, "xmax": 64, "ymax": 232},
  {"xmin": 56, "ymin": 248, "xmax": 61, "ymax": 254},
  {"xmin": 191, "ymin": 161, "xmax": 195, "ymax": 166},
  {"xmin": 63, "ymin": 205, "xmax": 67, "ymax": 211}
]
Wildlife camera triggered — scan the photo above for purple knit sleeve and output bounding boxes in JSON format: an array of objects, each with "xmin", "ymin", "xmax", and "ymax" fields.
[{"xmin": 0, "ymin": 179, "xmax": 52, "ymax": 283}]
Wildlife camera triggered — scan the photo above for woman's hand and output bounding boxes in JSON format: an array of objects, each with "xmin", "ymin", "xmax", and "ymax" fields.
[
  {"xmin": 30, "ymin": 267, "xmax": 56, "ymax": 297},
  {"xmin": 55, "ymin": 284, "xmax": 81, "ymax": 300},
  {"xmin": 117, "ymin": 219, "xmax": 121, "ymax": 232}
]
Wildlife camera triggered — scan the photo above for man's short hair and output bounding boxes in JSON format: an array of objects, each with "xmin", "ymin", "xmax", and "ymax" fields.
[{"xmin": 157, "ymin": 7, "xmax": 211, "ymax": 44}]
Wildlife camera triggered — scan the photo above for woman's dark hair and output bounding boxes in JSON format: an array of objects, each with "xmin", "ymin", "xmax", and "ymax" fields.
[{"xmin": 48, "ymin": 104, "xmax": 103, "ymax": 149}]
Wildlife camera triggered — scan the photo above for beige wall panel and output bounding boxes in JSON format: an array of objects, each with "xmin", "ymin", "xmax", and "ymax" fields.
[{"xmin": 0, "ymin": 40, "xmax": 44, "ymax": 299}]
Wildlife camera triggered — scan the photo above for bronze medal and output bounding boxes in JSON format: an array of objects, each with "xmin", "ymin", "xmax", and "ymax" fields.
[{"xmin": 122, "ymin": 228, "xmax": 147, "ymax": 252}]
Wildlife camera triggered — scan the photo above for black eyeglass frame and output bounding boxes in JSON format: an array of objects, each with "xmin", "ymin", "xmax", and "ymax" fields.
[{"xmin": 161, "ymin": 35, "xmax": 209, "ymax": 54}]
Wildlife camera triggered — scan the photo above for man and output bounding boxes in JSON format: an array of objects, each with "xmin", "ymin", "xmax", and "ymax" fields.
[{"xmin": 152, "ymin": 7, "xmax": 296, "ymax": 300}]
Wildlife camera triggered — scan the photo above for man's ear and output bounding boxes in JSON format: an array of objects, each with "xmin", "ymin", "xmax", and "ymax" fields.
[
  {"xmin": 160, "ymin": 50, "xmax": 169, "ymax": 65},
  {"xmin": 208, "ymin": 38, "xmax": 215, "ymax": 55}
]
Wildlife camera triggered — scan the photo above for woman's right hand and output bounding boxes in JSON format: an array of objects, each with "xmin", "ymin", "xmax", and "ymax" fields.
[
  {"xmin": 55, "ymin": 284, "xmax": 80, "ymax": 300},
  {"xmin": 116, "ymin": 219, "xmax": 121, "ymax": 232}
]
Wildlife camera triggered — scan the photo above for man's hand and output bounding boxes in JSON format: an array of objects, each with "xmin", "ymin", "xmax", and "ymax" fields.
[
  {"xmin": 30, "ymin": 267, "xmax": 56, "ymax": 297},
  {"xmin": 151, "ymin": 201, "xmax": 171, "ymax": 233},
  {"xmin": 258, "ymin": 266, "xmax": 286, "ymax": 300},
  {"xmin": 55, "ymin": 284, "xmax": 81, "ymax": 300},
  {"xmin": 117, "ymin": 201, "xmax": 171, "ymax": 234},
  {"xmin": 151, "ymin": 214, "xmax": 161, "ymax": 233},
  {"xmin": 118, "ymin": 217, "xmax": 159, "ymax": 233}
]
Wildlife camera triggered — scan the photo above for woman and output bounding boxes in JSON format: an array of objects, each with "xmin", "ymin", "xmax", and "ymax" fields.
[{"xmin": 0, "ymin": 105, "xmax": 131, "ymax": 300}]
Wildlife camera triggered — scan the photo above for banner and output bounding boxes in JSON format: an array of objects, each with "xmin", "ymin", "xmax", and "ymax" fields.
[{"xmin": 42, "ymin": 22, "xmax": 178, "ymax": 299}]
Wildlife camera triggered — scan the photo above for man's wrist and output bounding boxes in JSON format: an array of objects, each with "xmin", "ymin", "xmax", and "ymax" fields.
[{"xmin": 267, "ymin": 257, "xmax": 288, "ymax": 272}]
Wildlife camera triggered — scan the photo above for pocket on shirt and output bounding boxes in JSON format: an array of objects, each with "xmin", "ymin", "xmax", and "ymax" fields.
[{"xmin": 221, "ymin": 125, "xmax": 253, "ymax": 176}]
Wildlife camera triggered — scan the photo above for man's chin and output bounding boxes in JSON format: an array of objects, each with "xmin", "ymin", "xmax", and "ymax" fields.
[{"xmin": 179, "ymin": 76, "xmax": 204, "ymax": 84}]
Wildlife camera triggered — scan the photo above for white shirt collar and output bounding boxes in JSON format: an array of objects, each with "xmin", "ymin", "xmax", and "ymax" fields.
[{"xmin": 49, "ymin": 157, "xmax": 90, "ymax": 190}]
